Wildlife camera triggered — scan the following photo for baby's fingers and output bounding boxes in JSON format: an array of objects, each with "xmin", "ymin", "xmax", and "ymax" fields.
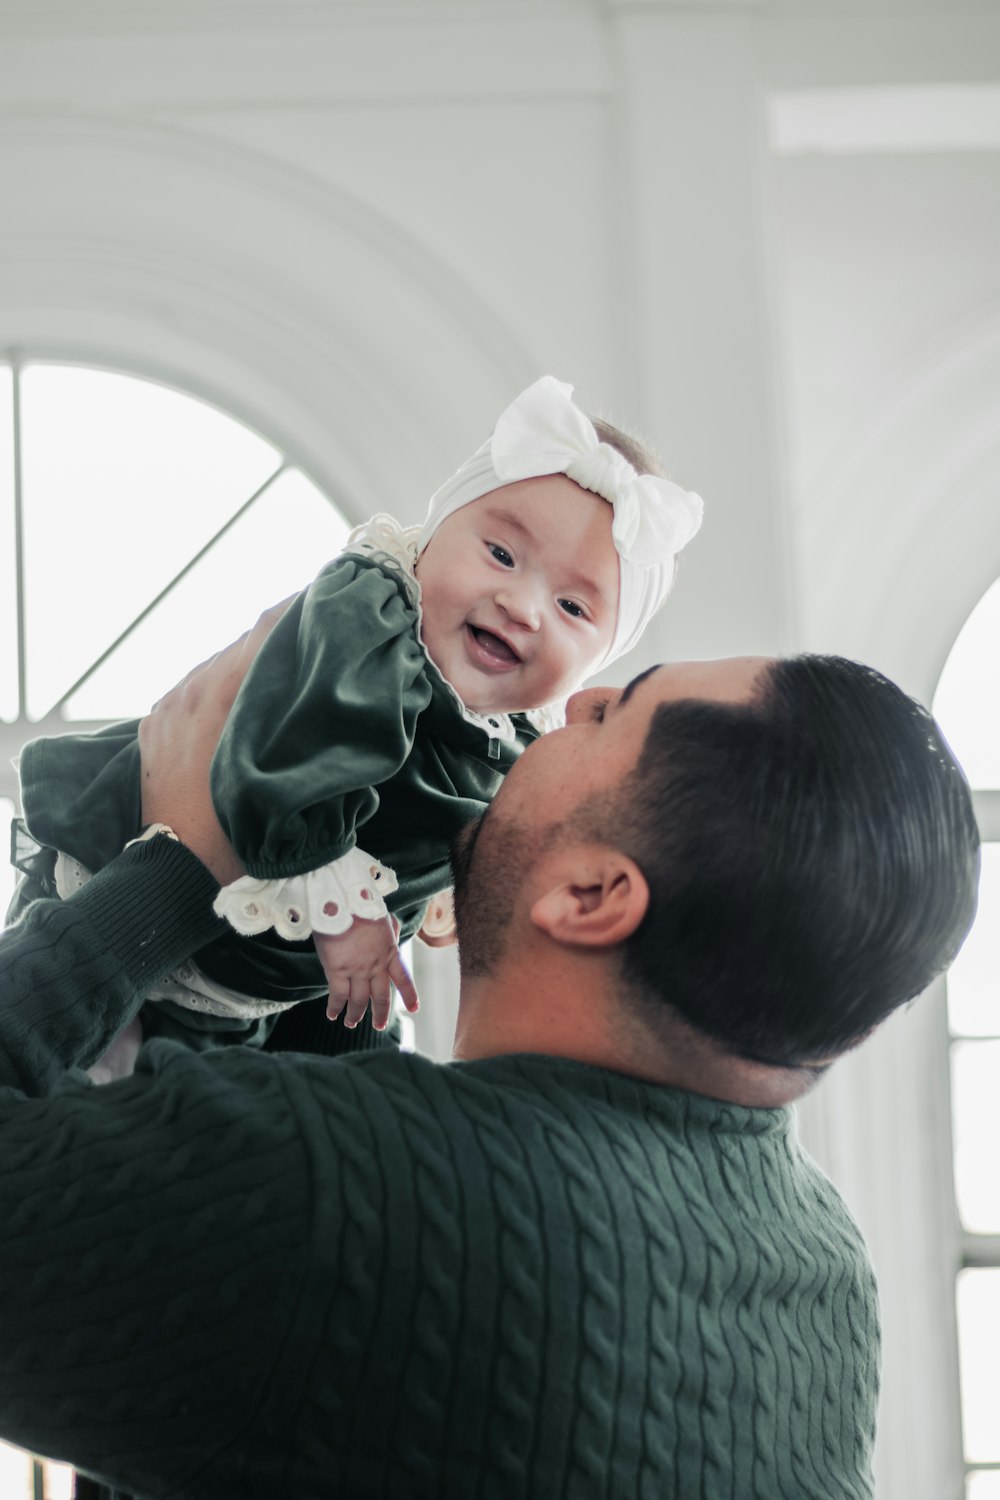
[
  {"xmin": 326, "ymin": 983, "xmax": 349, "ymax": 1024},
  {"xmin": 343, "ymin": 975, "xmax": 372, "ymax": 1030},
  {"xmin": 389, "ymin": 951, "xmax": 420, "ymax": 1014},
  {"xmin": 369, "ymin": 974, "xmax": 393, "ymax": 1032}
]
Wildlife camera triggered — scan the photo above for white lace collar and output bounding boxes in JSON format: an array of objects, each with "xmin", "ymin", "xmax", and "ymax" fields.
[{"xmin": 343, "ymin": 514, "xmax": 564, "ymax": 740}]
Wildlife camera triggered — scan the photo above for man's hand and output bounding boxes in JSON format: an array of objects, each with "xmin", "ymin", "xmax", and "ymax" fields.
[
  {"xmin": 138, "ymin": 599, "xmax": 293, "ymax": 886},
  {"xmin": 315, "ymin": 916, "xmax": 420, "ymax": 1031}
]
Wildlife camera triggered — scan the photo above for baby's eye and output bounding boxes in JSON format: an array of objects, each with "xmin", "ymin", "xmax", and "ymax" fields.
[
  {"xmin": 488, "ymin": 543, "xmax": 514, "ymax": 568},
  {"xmin": 558, "ymin": 598, "xmax": 587, "ymax": 620}
]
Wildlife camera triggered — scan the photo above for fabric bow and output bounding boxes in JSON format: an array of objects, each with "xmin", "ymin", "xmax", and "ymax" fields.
[{"xmin": 491, "ymin": 376, "xmax": 703, "ymax": 567}]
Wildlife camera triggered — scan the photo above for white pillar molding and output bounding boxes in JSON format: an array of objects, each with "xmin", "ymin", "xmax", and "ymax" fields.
[{"xmin": 610, "ymin": 9, "xmax": 794, "ymax": 666}]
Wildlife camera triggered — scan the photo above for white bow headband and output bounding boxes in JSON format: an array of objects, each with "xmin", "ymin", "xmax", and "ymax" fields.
[{"xmin": 420, "ymin": 376, "xmax": 703, "ymax": 668}]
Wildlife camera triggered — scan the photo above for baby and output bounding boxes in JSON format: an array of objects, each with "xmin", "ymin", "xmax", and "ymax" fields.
[{"xmin": 10, "ymin": 376, "xmax": 702, "ymax": 1061}]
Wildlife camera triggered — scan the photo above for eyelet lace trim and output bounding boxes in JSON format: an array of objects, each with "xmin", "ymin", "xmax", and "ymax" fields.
[
  {"xmin": 54, "ymin": 852, "xmax": 297, "ymax": 1018},
  {"xmin": 54, "ymin": 851, "xmax": 91, "ymax": 900},
  {"xmin": 213, "ymin": 846, "xmax": 399, "ymax": 940},
  {"xmin": 344, "ymin": 513, "xmax": 565, "ymax": 739},
  {"xmin": 420, "ymin": 887, "xmax": 456, "ymax": 942}
]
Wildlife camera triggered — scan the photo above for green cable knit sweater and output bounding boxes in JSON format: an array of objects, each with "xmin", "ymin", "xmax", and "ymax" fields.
[{"xmin": 0, "ymin": 839, "xmax": 880, "ymax": 1499}]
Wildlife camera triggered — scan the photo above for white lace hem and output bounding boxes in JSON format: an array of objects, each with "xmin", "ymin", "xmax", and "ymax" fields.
[
  {"xmin": 420, "ymin": 887, "xmax": 456, "ymax": 942},
  {"xmin": 53, "ymin": 851, "xmax": 297, "ymax": 1018},
  {"xmin": 213, "ymin": 847, "xmax": 399, "ymax": 939}
]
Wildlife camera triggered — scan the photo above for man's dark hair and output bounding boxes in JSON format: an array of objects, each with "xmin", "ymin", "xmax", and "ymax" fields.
[{"xmin": 610, "ymin": 655, "xmax": 980, "ymax": 1067}]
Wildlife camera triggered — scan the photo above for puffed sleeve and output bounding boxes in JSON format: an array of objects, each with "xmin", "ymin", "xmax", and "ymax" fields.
[{"xmin": 209, "ymin": 557, "xmax": 433, "ymax": 889}]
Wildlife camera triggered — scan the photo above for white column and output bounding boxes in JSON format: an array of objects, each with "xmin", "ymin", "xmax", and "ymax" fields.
[{"xmin": 610, "ymin": 5, "xmax": 793, "ymax": 667}]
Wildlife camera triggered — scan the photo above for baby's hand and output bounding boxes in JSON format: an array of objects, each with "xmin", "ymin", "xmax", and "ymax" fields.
[{"xmin": 314, "ymin": 915, "xmax": 419, "ymax": 1032}]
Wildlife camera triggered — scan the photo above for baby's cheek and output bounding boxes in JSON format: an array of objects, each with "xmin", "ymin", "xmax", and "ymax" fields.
[
  {"xmin": 560, "ymin": 642, "xmax": 602, "ymax": 690},
  {"xmin": 419, "ymin": 598, "xmax": 442, "ymax": 649},
  {"xmin": 536, "ymin": 661, "xmax": 581, "ymax": 706}
]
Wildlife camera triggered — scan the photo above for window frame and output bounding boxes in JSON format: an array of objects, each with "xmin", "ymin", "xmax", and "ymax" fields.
[
  {"xmin": 0, "ymin": 351, "xmax": 297, "ymax": 779},
  {"xmin": 953, "ymin": 789, "xmax": 1000, "ymax": 1493},
  {"xmin": 0, "ymin": 350, "xmax": 350, "ymax": 1493}
]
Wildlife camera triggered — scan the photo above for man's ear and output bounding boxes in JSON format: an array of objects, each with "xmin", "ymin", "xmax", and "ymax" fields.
[{"xmin": 529, "ymin": 846, "xmax": 649, "ymax": 949}]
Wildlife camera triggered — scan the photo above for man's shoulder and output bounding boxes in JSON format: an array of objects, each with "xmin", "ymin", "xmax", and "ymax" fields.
[
  {"xmin": 291, "ymin": 1046, "xmax": 530, "ymax": 1106},
  {"xmin": 279, "ymin": 1048, "xmax": 618, "ymax": 1141}
]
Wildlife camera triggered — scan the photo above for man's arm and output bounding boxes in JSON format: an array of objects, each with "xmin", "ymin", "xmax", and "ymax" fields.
[
  {"xmin": 138, "ymin": 599, "xmax": 290, "ymax": 885},
  {"xmin": 0, "ymin": 1024, "xmax": 320, "ymax": 1494},
  {"xmin": 0, "ymin": 603, "xmax": 282, "ymax": 1094},
  {"xmin": 0, "ymin": 838, "xmax": 224, "ymax": 1094}
]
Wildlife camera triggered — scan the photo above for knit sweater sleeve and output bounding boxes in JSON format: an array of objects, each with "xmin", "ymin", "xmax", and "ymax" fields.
[
  {"xmin": 0, "ymin": 837, "xmax": 224, "ymax": 1093},
  {"xmin": 0, "ymin": 1039, "xmax": 318, "ymax": 1496},
  {"xmin": 0, "ymin": 836, "xmax": 343, "ymax": 1494},
  {"xmin": 209, "ymin": 556, "xmax": 434, "ymax": 882}
]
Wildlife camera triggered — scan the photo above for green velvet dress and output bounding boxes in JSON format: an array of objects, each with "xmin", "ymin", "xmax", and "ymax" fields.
[{"xmin": 13, "ymin": 545, "xmax": 538, "ymax": 1047}]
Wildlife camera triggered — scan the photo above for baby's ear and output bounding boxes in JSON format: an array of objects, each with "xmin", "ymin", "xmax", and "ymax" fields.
[{"xmin": 530, "ymin": 846, "xmax": 648, "ymax": 949}]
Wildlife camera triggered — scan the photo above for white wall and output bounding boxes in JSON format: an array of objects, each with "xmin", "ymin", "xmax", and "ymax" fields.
[
  {"xmin": 767, "ymin": 44, "xmax": 1000, "ymax": 1500},
  {"xmin": 2, "ymin": 3, "xmax": 998, "ymax": 1494}
]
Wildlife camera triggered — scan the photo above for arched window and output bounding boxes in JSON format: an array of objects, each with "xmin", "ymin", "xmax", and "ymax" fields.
[
  {"xmin": 1, "ymin": 358, "xmax": 419, "ymax": 1493},
  {"xmin": 933, "ymin": 579, "xmax": 1000, "ymax": 1500},
  {"xmin": 0, "ymin": 357, "xmax": 352, "ymax": 919},
  {"xmin": 0, "ymin": 361, "xmax": 352, "ymax": 1493}
]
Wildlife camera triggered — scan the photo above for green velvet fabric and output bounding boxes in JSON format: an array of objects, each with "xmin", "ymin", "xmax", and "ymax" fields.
[{"xmin": 14, "ymin": 552, "xmax": 536, "ymax": 1016}]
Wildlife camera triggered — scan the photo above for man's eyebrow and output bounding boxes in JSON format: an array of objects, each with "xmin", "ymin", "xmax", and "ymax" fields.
[{"xmin": 618, "ymin": 664, "xmax": 659, "ymax": 710}]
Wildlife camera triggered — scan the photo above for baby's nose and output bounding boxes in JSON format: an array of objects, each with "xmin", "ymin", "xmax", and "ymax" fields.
[{"xmin": 496, "ymin": 585, "xmax": 541, "ymax": 630}]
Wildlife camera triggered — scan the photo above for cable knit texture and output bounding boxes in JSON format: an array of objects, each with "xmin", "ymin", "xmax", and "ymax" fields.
[{"xmin": 0, "ymin": 848, "xmax": 880, "ymax": 1499}]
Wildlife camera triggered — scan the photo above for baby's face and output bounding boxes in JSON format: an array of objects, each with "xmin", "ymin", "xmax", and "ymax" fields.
[{"xmin": 415, "ymin": 475, "xmax": 619, "ymax": 715}]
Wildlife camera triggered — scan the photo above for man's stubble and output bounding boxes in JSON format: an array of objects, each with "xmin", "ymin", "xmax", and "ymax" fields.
[{"xmin": 450, "ymin": 807, "xmax": 559, "ymax": 979}]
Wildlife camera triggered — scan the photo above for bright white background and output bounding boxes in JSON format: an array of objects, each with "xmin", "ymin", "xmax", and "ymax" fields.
[{"xmin": 0, "ymin": 3, "xmax": 998, "ymax": 1496}]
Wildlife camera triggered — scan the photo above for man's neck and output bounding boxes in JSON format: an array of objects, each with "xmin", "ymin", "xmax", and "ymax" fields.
[{"xmin": 451, "ymin": 958, "xmax": 819, "ymax": 1109}]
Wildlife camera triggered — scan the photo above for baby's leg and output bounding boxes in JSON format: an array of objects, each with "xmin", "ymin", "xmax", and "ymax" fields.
[{"xmin": 87, "ymin": 1017, "xmax": 143, "ymax": 1085}]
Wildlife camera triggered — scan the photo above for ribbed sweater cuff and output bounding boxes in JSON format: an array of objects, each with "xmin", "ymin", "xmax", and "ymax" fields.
[{"xmin": 78, "ymin": 837, "xmax": 227, "ymax": 991}]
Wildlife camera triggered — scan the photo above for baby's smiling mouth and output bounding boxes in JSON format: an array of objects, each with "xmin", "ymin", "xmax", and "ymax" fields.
[{"xmin": 468, "ymin": 625, "xmax": 521, "ymax": 666}]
